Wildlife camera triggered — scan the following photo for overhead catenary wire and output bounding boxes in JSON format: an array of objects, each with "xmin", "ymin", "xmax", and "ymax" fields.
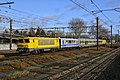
[
  {"xmin": 0, "ymin": 5, "xmax": 62, "ymax": 23},
  {"xmin": 90, "ymin": 0, "xmax": 113, "ymax": 24},
  {"xmin": 0, "ymin": 6, "xmax": 59, "ymax": 24},
  {"xmin": 0, "ymin": 6, "xmax": 44, "ymax": 19},
  {"xmin": 70, "ymin": 0, "xmax": 95, "ymax": 16},
  {"xmin": 0, "ymin": 6, "xmax": 45, "ymax": 24},
  {"xmin": 70, "ymin": 0, "xmax": 119, "ymax": 34},
  {"xmin": 0, "ymin": 6, "xmax": 61, "ymax": 29},
  {"xmin": 70, "ymin": 0, "xmax": 111, "ymax": 27},
  {"xmin": 0, "ymin": 0, "xmax": 117, "ymax": 33}
]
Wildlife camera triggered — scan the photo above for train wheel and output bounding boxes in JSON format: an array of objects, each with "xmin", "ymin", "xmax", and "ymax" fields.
[
  {"xmin": 30, "ymin": 51, "xmax": 34, "ymax": 54},
  {"xmin": 41, "ymin": 49, "xmax": 44, "ymax": 53},
  {"xmin": 31, "ymin": 50, "xmax": 37, "ymax": 54},
  {"xmin": 37, "ymin": 50, "xmax": 41, "ymax": 54},
  {"xmin": 51, "ymin": 49, "xmax": 56, "ymax": 52}
]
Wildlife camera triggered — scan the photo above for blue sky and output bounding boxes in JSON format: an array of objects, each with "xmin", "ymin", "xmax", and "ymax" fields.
[{"xmin": 0, "ymin": 0, "xmax": 120, "ymax": 34}]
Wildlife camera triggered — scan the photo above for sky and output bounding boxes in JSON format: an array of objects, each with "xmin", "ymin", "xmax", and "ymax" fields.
[{"xmin": 0, "ymin": 0, "xmax": 120, "ymax": 34}]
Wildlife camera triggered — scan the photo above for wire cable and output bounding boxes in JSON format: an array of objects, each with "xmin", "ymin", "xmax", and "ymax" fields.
[{"xmin": 90, "ymin": 0, "xmax": 113, "ymax": 24}]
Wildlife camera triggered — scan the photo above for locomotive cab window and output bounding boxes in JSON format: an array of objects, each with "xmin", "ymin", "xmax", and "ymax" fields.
[
  {"xmin": 25, "ymin": 39, "xmax": 29, "ymax": 43},
  {"xmin": 19, "ymin": 39, "xmax": 24, "ymax": 43}
]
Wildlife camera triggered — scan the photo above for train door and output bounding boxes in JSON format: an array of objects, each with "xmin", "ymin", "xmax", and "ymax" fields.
[
  {"xmin": 62, "ymin": 40, "xmax": 64, "ymax": 48},
  {"xmin": 85, "ymin": 41, "xmax": 88, "ymax": 45},
  {"xmin": 59, "ymin": 39, "xmax": 61, "ymax": 48}
]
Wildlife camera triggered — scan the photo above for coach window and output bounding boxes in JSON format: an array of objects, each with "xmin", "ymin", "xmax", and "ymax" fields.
[
  {"xmin": 19, "ymin": 39, "xmax": 23, "ymax": 43},
  {"xmin": 82, "ymin": 41, "xmax": 84, "ymax": 43},
  {"xmin": 25, "ymin": 39, "xmax": 29, "ymax": 43},
  {"xmin": 66, "ymin": 40, "xmax": 68, "ymax": 43},
  {"xmin": 76, "ymin": 41, "xmax": 78, "ymax": 43},
  {"xmin": 62, "ymin": 40, "xmax": 64, "ymax": 44},
  {"xmin": 79, "ymin": 41, "xmax": 81, "ymax": 44},
  {"xmin": 33, "ymin": 40, "xmax": 34, "ymax": 42},
  {"xmin": 69, "ymin": 40, "xmax": 71, "ymax": 43},
  {"xmin": 79, "ymin": 41, "xmax": 80, "ymax": 43},
  {"xmin": 85, "ymin": 41, "xmax": 88, "ymax": 45},
  {"xmin": 73, "ymin": 40, "xmax": 75, "ymax": 43},
  {"xmin": 80, "ymin": 41, "xmax": 82, "ymax": 43},
  {"xmin": 71, "ymin": 40, "xmax": 74, "ymax": 43}
]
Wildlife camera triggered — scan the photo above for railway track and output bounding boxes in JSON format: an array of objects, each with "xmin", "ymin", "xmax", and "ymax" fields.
[
  {"xmin": 78, "ymin": 47, "xmax": 120, "ymax": 80},
  {"xmin": 0, "ymin": 49, "xmax": 16, "ymax": 54},
  {"xmin": 0, "ymin": 46, "xmax": 118, "ymax": 80},
  {"xmin": 44, "ymin": 47, "xmax": 120, "ymax": 80}
]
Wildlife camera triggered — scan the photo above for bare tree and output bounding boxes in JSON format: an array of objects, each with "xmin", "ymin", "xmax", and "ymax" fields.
[
  {"xmin": 28, "ymin": 27, "xmax": 35, "ymax": 37},
  {"xmin": 35, "ymin": 27, "xmax": 46, "ymax": 37},
  {"xmin": 22, "ymin": 31, "xmax": 28, "ymax": 37},
  {"xmin": 65, "ymin": 32, "xmax": 74, "ymax": 38},
  {"xmin": 68, "ymin": 18, "xmax": 85, "ymax": 38},
  {"xmin": 89, "ymin": 24, "xmax": 109, "ymax": 39},
  {"xmin": 55, "ymin": 30, "xmax": 63, "ymax": 37},
  {"xmin": 35, "ymin": 27, "xmax": 41, "ymax": 36},
  {"xmin": 39, "ymin": 28, "xmax": 46, "ymax": 36},
  {"xmin": 13, "ymin": 30, "xmax": 20, "ymax": 35},
  {"xmin": 99, "ymin": 27, "xmax": 109, "ymax": 39},
  {"xmin": 47, "ymin": 30, "xmax": 53, "ymax": 37},
  {"xmin": 4, "ymin": 29, "xmax": 9, "ymax": 33}
]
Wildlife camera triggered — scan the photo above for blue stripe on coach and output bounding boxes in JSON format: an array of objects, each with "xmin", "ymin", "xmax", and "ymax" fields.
[{"xmin": 61, "ymin": 44, "xmax": 79, "ymax": 47}]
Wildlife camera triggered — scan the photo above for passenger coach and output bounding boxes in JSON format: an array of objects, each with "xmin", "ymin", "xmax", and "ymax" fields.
[
  {"xmin": 78, "ymin": 38, "xmax": 106, "ymax": 47},
  {"xmin": 59, "ymin": 38, "xmax": 78, "ymax": 48}
]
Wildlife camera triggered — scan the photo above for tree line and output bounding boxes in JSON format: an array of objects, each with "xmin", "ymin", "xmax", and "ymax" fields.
[{"xmin": 3, "ymin": 18, "xmax": 111, "ymax": 39}]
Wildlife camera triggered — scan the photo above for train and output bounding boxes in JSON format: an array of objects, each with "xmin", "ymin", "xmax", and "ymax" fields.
[{"xmin": 16, "ymin": 37, "xmax": 106, "ymax": 55}]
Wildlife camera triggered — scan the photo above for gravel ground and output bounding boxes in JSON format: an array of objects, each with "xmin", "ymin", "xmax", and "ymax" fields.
[
  {"xmin": 96, "ymin": 50, "xmax": 120, "ymax": 80},
  {"xmin": 0, "ymin": 46, "xmax": 115, "ymax": 79}
]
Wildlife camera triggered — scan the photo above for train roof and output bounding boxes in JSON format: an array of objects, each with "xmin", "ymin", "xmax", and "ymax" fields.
[
  {"xmin": 18, "ymin": 37, "xmax": 103, "ymax": 41},
  {"xmin": 78, "ymin": 38, "xmax": 102, "ymax": 41},
  {"xmin": 59, "ymin": 38, "xmax": 78, "ymax": 40},
  {"xmin": 18, "ymin": 37, "xmax": 58, "ymax": 39}
]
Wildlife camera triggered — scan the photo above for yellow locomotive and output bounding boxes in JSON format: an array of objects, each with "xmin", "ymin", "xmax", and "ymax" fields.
[{"xmin": 17, "ymin": 37, "xmax": 60, "ymax": 54}]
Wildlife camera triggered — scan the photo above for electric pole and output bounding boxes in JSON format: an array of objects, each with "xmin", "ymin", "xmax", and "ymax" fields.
[
  {"xmin": 0, "ymin": 1, "xmax": 14, "ymax": 50},
  {"xmin": 96, "ymin": 17, "xmax": 99, "ymax": 51},
  {"xmin": 118, "ymin": 30, "xmax": 119, "ymax": 43},
  {"xmin": 110, "ymin": 25, "xmax": 112, "ymax": 48},
  {"xmin": 10, "ymin": 19, "xmax": 12, "ymax": 50}
]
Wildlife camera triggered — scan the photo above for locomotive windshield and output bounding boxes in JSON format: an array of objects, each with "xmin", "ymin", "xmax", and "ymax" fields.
[
  {"xmin": 24, "ymin": 39, "xmax": 29, "ymax": 43},
  {"xmin": 18, "ymin": 39, "xmax": 29, "ymax": 43},
  {"xmin": 19, "ymin": 39, "xmax": 24, "ymax": 43}
]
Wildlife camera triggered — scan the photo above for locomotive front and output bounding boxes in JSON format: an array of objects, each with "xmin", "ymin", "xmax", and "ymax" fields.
[{"xmin": 16, "ymin": 37, "xmax": 31, "ymax": 53}]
